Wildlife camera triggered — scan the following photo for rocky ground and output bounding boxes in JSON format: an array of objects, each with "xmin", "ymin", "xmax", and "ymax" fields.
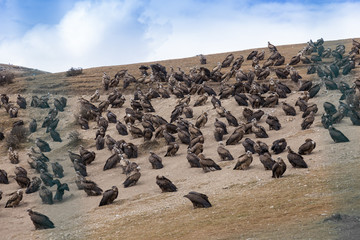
[{"xmin": 0, "ymin": 38, "xmax": 359, "ymax": 240}]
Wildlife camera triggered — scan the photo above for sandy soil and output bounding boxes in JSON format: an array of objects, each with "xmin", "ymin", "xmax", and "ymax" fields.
[{"xmin": 0, "ymin": 38, "xmax": 359, "ymax": 240}]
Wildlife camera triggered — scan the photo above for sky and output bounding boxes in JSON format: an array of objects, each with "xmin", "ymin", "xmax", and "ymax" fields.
[{"xmin": 0, "ymin": 0, "xmax": 359, "ymax": 73}]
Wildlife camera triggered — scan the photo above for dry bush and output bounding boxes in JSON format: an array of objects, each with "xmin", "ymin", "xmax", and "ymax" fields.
[
  {"xmin": 66, "ymin": 67, "xmax": 83, "ymax": 77},
  {"xmin": 0, "ymin": 72, "xmax": 15, "ymax": 85},
  {"xmin": 6, "ymin": 125, "xmax": 28, "ymax": 149},
  {"xmin": 67, "ymin": 130, "xmax": 82, "ymax": 147}
]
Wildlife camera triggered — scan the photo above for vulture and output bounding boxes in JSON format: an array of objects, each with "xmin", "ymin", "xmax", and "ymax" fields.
[
  {"xmin": 298, "ymin": 139, "xmax": 316, "ymax": 155},
  {"xmin": 259, "ymin": 152, "xmax": 276, "ymax": 170},
  {"xmin": 49, "ymin": 128, "xmax": 62, "ymax": 142},
  {"xmin": 198, "ymin": 154, "xmax": 221, "ymax": 172},
  {"xmin": 123, "ymin": 167, "xmax": 141, "ymax": 188},
  {"xmin": 29, "ymin": 119, "xmax": 37, "ymax": 133},
  {"xmin": 287, "ymin": 146, "xmax": 308, "ymax": 168},
  {"xmin": 271, "ymin": 138, "xmax": 287, "ymax": 154},
  {"xmin": 217, "ymin": 143, "xmax": 234, "ymax": 161},
  {"xmin": 116, "ymin": 121, "xmax": 128, "ymax": 135},
  {"xmin": 184, "ymin": 191, "xmax": 212, "ymax": 208},
  {"xmin": 53, "ymin": 179, "xmax": 69, "ymax": 201},
  {"xmin": 40, "ymin": 169, "xmax": 55, "ymax": 187},
  {"xmin": 8, "ymin": 147, "xmax": 19, "ymax": 164},
  {"xmin": 186, "ymin": 151, "xmax": 201, "ymax": 168},
  {"xmin": 272, "ymin": 157, "xmax": 287, "ymax": 178},
  {"xmin": 81, "ymin": 177, "xmax": 103, "ymax": 196},
  {"xmin": 17, "ymin": 95, "xmax": 27, "ymax": 109},
  {"xmin": 5, "ymin": 189, "xmax": 23, "ymax": 208},
  {"xmin": 226, "ymin": 129, "xmax": 244, "ymax": 145},
  {"xmin": 266, "ymin": 115, "xmax": 281, "ymax": 130},
  {"xmin": 165, "ymin": 142, "xmax": 179, "ymax": 157},
  {"xmin": 27, "ymin": 209, "xmax": 55, "ymax": 229},
  {"xmin": 36, "ymin": 138, "xmax": 51, "ymax": 152},
  {"xmin": 103, "ymin": 153, "xmax": 121, "ymax": 171},
  {"xmin": 156, "ymin": 176, "xmax": 177, "ymax": 192},
  {"xmin": 328, "ymin": 126, "xmax": 349, "ymax": 143},
  {"xmin": 301, "ymin": 111, "xmax": 315, "ymax": 130},
  {"xmin": 149, "ymin": 152, "xmax": 163, "ymax": 169},
  {"xmin": 233, "ymin": 151, "xmax": 253, "ymax": 170},
  {"xmin": 26, "ymin": 177, "xmax": 42, "ymax": 194},
  {"xmin": 282, "ymin": 102, "xmax": 296, "ymax": 116},
  {"xmin": 99, "ymin": 186, "xmax": 118, "ymax": 206}
]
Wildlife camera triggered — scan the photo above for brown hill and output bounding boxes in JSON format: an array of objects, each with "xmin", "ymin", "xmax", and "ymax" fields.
[{"xmin": 0, "ymin": 38, "xmax": 360, "ymax": 240}]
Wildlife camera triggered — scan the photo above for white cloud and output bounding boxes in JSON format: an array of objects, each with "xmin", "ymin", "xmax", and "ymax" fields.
[{"xmin": 0, "ymin": 0, "xmax": 359, "ymax": 72}]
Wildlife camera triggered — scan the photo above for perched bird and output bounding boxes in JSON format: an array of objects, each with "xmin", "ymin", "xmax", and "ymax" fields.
[
  {"xmin": 123, "ymin": 167, "xmax": 141, "ymax": 188},
  {"xmin": 254, "ymin": 140, "xmax": 269, "ymax": 155},
  {"xmin": 29, "ymin": 119, "xmax": 37, "ymax": 133},
  {"xmin": 26, "ymin": 177, "xmax": 42, "ymax": 194},
  {"xmin": 266, "ymin": 115, "xmax": 281, "ymax": 130},
  {"xmin": 198, "ymin": 153, "xmax": 221, "ymax": 172},
  {"xmin": 287, "ymin": 146, "xmax": 308, "ymax": 168},
  {"xmin": 328, "ymin": 126, "xmax": 349, "ymax": 143},
  {"xmin": 242, "ymin": 138, "xmax": 256, "ymax": 154},
  {"xmin": 271, "ymin": 138, "xmax": 287, "ymax": 154},
  {"xmin": 186, "ymin": 151, "xmax": 201, "ymax": 168},
  {"xmin": 195, "ymin": 112, "xmax": 208, "ymax": 128},
  {"xmin": 116, "ymin": 121, "xmax": 128, "ymax": 135},
  {"xmin": 5, "ymin": 189, "xmax": 23, "ymax": 208},
  {"xmin": 49, "ymin": 128, "xmax": 62, "ymax": 142},
  {"xmin": 36, "ymin": 138, "xmax": 51, "ymax": 152},
  {"xmin": 39, "ymin": 186, "xmax": 53, "ymax": 204},
  {"xmin": 40, "ymin": 169, "xmax": 55, "ymax": 187},
  {"xmin": 149, "ymin": 152, "xmax": 163, "ymax": 169},
  {"xmin": 74, "ymin": 159, "xmax": 87, "ymax": 177},
  {"xmin": 165, "ymin": 142, "xmax": 179, "ymax": 157},
  {"xmin": 301, "ymin": 111, "xmax": 315, "ymax": 130},
  {"xmin": 103, "ymin": 153, "xmax": 121, "ymax": 171},
  {"xmin": 8, "ymin": 147, "xmax": 19, "ymax": 164},
  {"xmin": 298, "ymin": 139, "xmax": 316, "ymax": 155},
  {"xmin": 53, "ymin": 179, "xmax": 69, "ymax": 201},
  {"xmin": 272, "ymin": 157, "xmax": 287, "ymax": 178},
  {"xmin": 226, "ymin": 129, "xmax": 244, "ymax": 145},
  {"xmin": 184, "ymin": 191, "xmax": 212, "ymax": 208},
  {"xmin": 323, "ymin": 102, "xmax": 337, "ymax": 116},
  {"xmin": 156, "ymin": 176, "xmax": 177, "ymax": 192},
  {"xmin": 233, "ymin": 151, "xmax": 253, "ymax": 170},
  {"xmin": 217, "ymin": 143, "xmax": 234, "ymax": 161},
  {"xmin": 99, "ymin": 186, "xmax": 118, "ymax": 206},
  {"xmin": 27, "ymin": 209, "xmax": 55, "ymax": 229},
  {"xmin": 259, "ymin": 152, "xmax": 276, "ymax": 170},
  {"xmin": 251, "ymin": 120, "xmax": 268, "ymax": 138},
  {"xmin": 282, "ymin": 102, "xmax": 296, "ymax": 116},
  {"xmin": 79, "ymin": 146, "xmax": 96, "ymax": 165},
  {"xmin": 81, "ymin": 177, "xmax": 103, "ymax": 196}
]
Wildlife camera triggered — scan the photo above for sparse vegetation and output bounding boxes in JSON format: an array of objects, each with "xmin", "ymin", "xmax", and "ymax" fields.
[
  {"xmin": 0, "ymin": 72, "xmax": 15, "ymax": 85},
  {"xmin": 67, "ymin": 130, "xmax": 82, "ymax": 147},
  {"xmin": 6, "ymin": 125, "xmax": 28, "ymax": 149},
  {"xmin": 66, "ymin": 67, "xmax": 83, "ymax": 77}
]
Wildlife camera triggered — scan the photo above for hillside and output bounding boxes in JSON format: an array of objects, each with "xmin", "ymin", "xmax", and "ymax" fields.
[{"xmin": 0, "ymin": 38, "xmax": 360, "ymax": 240}]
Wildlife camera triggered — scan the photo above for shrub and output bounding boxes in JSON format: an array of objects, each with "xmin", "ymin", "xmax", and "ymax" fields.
[
  {"xmin": 67, "ymin": 130, "xmax": 82, "ymax": 147},
  {"xmin": 66, "ymin": 67, "xmax": 83, "ymax": 77},
  {"xmin": 0, "ymin": 72, "xmax": 15, "ymax": 85},
  {"xmin": 6, "ymin": 125, "xmax": 28, "ymax": 149}
]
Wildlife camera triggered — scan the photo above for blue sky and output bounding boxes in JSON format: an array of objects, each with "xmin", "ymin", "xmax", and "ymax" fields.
[{"xmin": 0, "ymin": 0, "xmax": 359, "ymax": 72}]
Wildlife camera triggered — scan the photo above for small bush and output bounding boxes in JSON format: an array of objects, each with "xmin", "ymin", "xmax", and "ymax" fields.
[
  {"xmin": 6, "ymin": 134, "xmax": 20, "ymax": 149},
  {"xmin": 66, "ymin": 67, "xmax": 83, "ymax": 77},
  {"xmin": 11, "ymin": 125, "xmax": 28, "ymax": 140},
  {"xmin": 67, "ymin": 130, "xmax": 82, "ymax": 147},
  {"xmin": 0, "ymin": 72, "xmax": 15, "ymax": 85},
  {"xmin": 6, "ymin": 125, "xmax": 28, "ymax": 149}
]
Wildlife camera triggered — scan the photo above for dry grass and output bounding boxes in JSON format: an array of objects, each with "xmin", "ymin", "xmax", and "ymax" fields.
[{"xmin": 87, "ymin": 167, "xmax": 335, "ymax": 240}]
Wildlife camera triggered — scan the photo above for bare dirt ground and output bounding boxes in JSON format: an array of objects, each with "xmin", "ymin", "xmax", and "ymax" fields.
[{"xmin": 0, "ymin": 38, "xmax": 360, "ymax": 240}]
